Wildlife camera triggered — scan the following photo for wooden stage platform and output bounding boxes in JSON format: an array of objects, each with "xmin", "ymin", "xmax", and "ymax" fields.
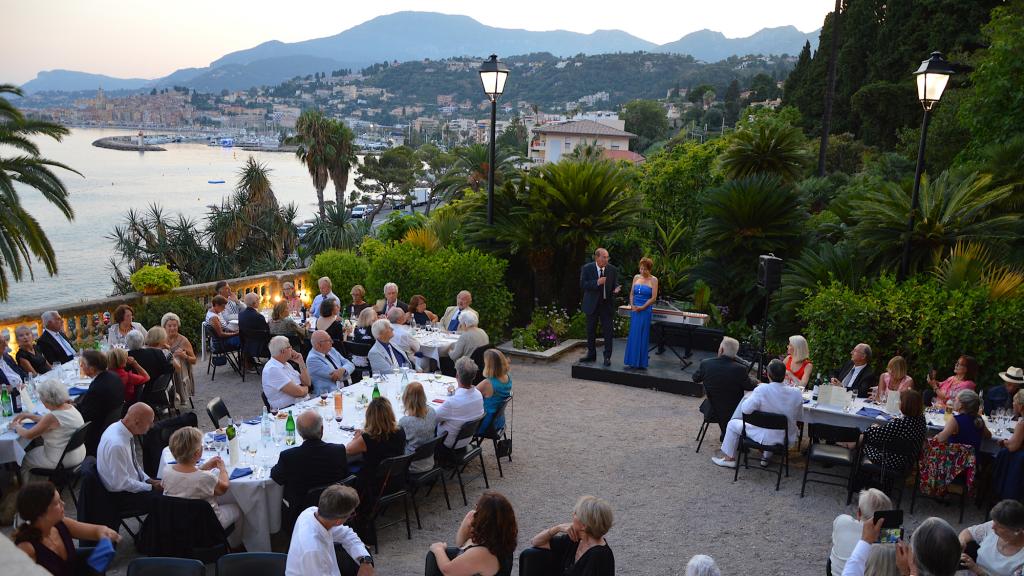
[{"xmin": 570, "ymin": 338, "xmax": 715, "ymax": 397}]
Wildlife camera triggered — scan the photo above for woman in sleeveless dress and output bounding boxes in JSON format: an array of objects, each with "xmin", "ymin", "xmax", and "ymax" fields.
[
  {"xmin": 429, "ymin": 491, "xmax": 517, "ymax": 576},
  {"xmin": 624, "ymin": 257, "xmax": 658, "ymax": 370},
  {"xmin": 162, "ymin": 313, "xmax": 197, "ymax": 408},
  {"xmin": 478, "ymin": 349, "xmax": 512, "ymax": 433},
  {"xmin": 783, "ymin": 334, "xmax": 813, "ymax": 388}
]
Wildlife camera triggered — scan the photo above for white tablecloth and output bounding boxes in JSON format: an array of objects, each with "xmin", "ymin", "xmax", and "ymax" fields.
[
  {"xmin": 413, "ymin": 329, "xmax": 459, "ymax": 366},
  {"xmin": 0, "ymin": 371, "xmax": 91, "ymax": 465},
  {"xmin": 729, "ymin": 388, "xmax": 1011, "ymax": 454},
  {"xmin": 157, "ymin": 373, "xmax": 456, "ymax": 552}
]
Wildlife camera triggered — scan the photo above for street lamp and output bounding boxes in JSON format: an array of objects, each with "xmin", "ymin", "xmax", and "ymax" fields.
[
  {"xmin": 899, "ymin": 51, "xmax": 955, "ymax": 280},
  {"xmin": 479, "ymin": 54, "xmax": 509, "ymax": 225}
]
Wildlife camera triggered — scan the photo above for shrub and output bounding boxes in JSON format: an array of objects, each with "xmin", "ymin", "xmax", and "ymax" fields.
[
  {"xmin": 308, "ymin": 249, "xmax": 370, "ymax": 303},
  {"xmin": 363, "ymin": 242, "xmax": 513, "ymax": 339},
  {"xmin": 375, "ymin": 211, "xmax": 426, "ymax": 243},
  {"xmin": 800, "ymin": 276, "xmax": 1024, "ymax": 390},
  {"xmin": 135, "ymin": 295, "xmax": 206, "ymax": 347},
  {"xmin": 129, "ymin": 265, "xmax": 181, "ymax": 294}
]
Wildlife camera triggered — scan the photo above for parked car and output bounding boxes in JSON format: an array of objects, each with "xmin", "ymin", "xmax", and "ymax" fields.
[{"xmin": 350, "ymin": 204, "xmax": 369, "ymax": 219}]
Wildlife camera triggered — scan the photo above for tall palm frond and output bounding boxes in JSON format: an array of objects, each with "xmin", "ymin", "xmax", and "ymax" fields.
[
  {"xmin": 326, "ymin": 121, "xmax": 358, "ymax": 208},
  {"xmin": 697, "ymin": 174, "xmax": 805, "ymax": 256},
  {"xmin": 719, "ymin": 123, "xmax": 811, "ymax": 183},
  {"xmin": 933, "ymin": 241, "xmax": 1024, "ymax": 299}
]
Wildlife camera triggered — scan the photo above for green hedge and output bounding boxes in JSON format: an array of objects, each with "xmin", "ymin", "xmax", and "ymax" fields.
[
  {"xmin": 799, "ymin": 277, "xmax": 1024, "ymax": 391},
  {"xmin": 136, "ymin": 295, "xmax": 207, "ymax": 347},
  {"xmin": 308, "ymin": 249, "xmax": 370, "ymax": 302}
]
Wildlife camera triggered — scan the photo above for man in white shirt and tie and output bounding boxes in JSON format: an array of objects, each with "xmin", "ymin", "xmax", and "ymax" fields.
[
  {"xmin": 286, "ymin": 484, "xmax": 374, "ymax": 576},
  {"xmin": 367, "ymin": 319, "xmax": 412, "ymax": 376},
  {"xmin": 97, "ymin": 403, "xmax": 162, "ymax": 513},
  {"xmin": 307, "ymin": 330, "xmax": 355, "ymax": 395},
  {"xmin": 440, "ymin": 291, "xmax": 477, "ymax": 333},
  {"xmin": 37, "ymin": 310, "xmax": 77, "ymax": 364},
  {"xmin": 712, "ymin": 359, "xmax": 803, "ymax": 469},
  {"xmin": 436, "ymin": 357, "xmax": 485, "ymax": 450},
  {"xmin": 385, "ymin": 307, "xmax": 420, "ymax": 361}
]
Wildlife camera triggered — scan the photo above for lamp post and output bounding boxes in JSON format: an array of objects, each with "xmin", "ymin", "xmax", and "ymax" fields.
[
  {"xmin": 478, "ymin": 54, "xmax": 509, "ymax": 225},
  {"xmin": 898, "ymin": 51, "xmax": 954, "ymax": 281}
]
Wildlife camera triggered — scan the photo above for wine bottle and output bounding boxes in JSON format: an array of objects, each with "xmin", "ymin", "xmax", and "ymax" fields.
[
  {"xmin": 226, "ymin": 418, "xmax": 239, "ymax": 465},
  {"xmin": 371, "ymin": 381, "xmax": 381, "ymax": 399},
  {"xmin": 285, "ymin": 410, "xmax": 296, "ymax": 445},
  {"xmin": 0, "ymin": 385, "xmax": 12, "ymax": 417}
]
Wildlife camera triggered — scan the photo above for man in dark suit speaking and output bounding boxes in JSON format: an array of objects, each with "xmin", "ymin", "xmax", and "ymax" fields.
[
  {"xmin": 692, "ymin": 336, "xmax": 752, "ymax": 440},
  {"xmin": 580, "ymin": 247, "xmax": 620, "ymax": 366}
]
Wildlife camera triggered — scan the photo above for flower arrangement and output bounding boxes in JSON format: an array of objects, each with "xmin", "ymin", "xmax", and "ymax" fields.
[{"xmin": 129, "ymin": 265, "xmax": 181, "ymax": 295}]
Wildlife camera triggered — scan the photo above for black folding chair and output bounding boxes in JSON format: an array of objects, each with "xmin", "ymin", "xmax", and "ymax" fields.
[
  {"xmin": 31, "ymin": 422, "xmax": 90, "ymax": 505},
  {"xmin": 473, "ymin": 395, "xmax": 513, "ymax": 477},
  {"xmin": 304, "ymin": 475, "xmax": 358, "ymax": 514},
  {"xmin": 206, "ymin": 397, "xmax": 231, "ymax": 428},
  {"xmin": 856, "ymin": 437, "xmax": 921, "ymax": 508},
  {"xmin": 695, "ymin": 386, "xmax": 719, "ymax": 453},
  {"xmin": 216, "ymin": 552, "xmax": 287, "ymax": 576},
  {"xmin": 734, "ymin": 410, "xmax": 790, "ymax": 491},
  {"xmin": 342, "ymin": 340, "xmax": 373, "ymax": 382},
  {"xmin": 127, "ymin": 557, "xmax": 205, "ymax": 576},
  {"xmin": 239, "ymin": 328, "xmax": 272, "ymax": 382},
  {"xmin": 204, "ymin": 322, "xmax": 241, "ymax": 380},
  {"xmin": 139, "ymin": 373, "xmax": 175, "ymax": 420},
  {"xmin": 407, "ymin": 433, "xmax": 451, "ymax": 529},
  {"xmin": 800, "ymin": 423, "xmax": 861, "ymax": 502},
  {"xmin": 443, "ymin": 417, "xmax": 489, "ymax": 506},
  {"xmin": 364, "ymin": 453, "xmax": 415, "ymax": 553}
]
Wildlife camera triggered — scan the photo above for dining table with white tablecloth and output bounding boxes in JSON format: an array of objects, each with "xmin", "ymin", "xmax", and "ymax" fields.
[
  {"xmin": 155, "ymin": 372, "xmax": 458, "ymax": 552},
  {"xmin": 0, "ymin": 362, "xmax": 92, "ymax": 465}
]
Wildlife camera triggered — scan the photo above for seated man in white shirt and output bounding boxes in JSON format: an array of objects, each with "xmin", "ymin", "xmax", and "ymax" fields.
[
  {"xmin": 435, "ymin": 357, "xmax": 484, "ymax": 450},
  {"xmin": 307, "ymin": 330, "xmax": 355, "ymax": 395},
  {"xmin": 828, "ymin": 489, "xmax": 892, "ymax": 576},
  {"xmin": 97, "ymin": 403, "xmax": 162, "ymax": 514},
  {"xmin": 712, "ymin": 359, "xmax": 803, "ymax": 469},
  {"xmin": 287, "ymin": 484, "xmax": 374, "ymax": 576},
  {"xmin": 385, "ymin": 307, "xmax": 420, "ymax": 361},
  {"xmin": 262, "ymin": 335, "xmax": 311, "ymax": 410},
  {"xmin": 311, "ymin": 276, "xmax": 339, "ymax": 319}
]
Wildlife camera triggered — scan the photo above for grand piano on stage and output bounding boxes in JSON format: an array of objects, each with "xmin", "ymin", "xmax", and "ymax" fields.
[{"xmin": 618, "ymin": 300, "xmax": 723, "ymax": 369}]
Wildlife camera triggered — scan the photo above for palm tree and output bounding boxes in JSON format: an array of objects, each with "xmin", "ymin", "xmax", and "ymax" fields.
[
  {"xmin": 850, "ymin": 171, "xmax": 1019, "ymax": 275},
  {"xmin": 774, "ymin": 242, "xmax": 866, "ymax": 333},
  {"xmin": 697, "ymin": 174, "xmax": 805, "ymax": 256},
  {"xmin": 293, "ymin": 109, "xmax": 334, "ymax": 218},
  {"xmin": 567, "ymin": 141, "xmax": 605, "ymax": 163},
  {"xmin": 933, "ymin": 241, "xmax": 1023, "ymax": 299},
  {"xmin": 300, "ymin": 202, "xmax": 372, "ymax": 257},
  {"xmin": 437, "ymin": 143, "xmax": 517, "ymax": 201},
  {"xmin": 719, "ymin": 123, "xmax": 811, "ymax": 183},
  {"xmin": 0, "ymin": 84, "xmax": 80, "ymax": 300},
  {"xmin": 326, "ymin": 121, "xmax": 358, "ymax": 209}
]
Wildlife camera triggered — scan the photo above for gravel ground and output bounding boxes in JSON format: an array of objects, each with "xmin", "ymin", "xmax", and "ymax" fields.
[{"xmin": 4, "ymin": 342, "xmax": 984, "ymax": 575}]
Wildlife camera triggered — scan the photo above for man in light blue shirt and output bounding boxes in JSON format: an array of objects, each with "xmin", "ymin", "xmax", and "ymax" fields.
[
  {"xmin": 311, "ymin": 277, "xmax": 338, "ymax": 319},
  {"xmin": 306, "ymin": 330, "xmax": 354, "ymax": 395}
]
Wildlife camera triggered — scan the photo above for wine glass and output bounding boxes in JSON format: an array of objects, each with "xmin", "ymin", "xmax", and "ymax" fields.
[{"xmin": 319, "ymin": 391, "xmax": 328, "ymax": 405}]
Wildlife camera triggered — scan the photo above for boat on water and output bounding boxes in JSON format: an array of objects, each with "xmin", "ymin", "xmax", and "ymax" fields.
[{"xmin": 208, "ymin": 180, "xmax": 226, "ymax": 184}]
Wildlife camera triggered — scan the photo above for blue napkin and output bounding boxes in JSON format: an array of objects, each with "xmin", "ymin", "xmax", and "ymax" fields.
[
  {"xmin": 803, "ymin": 399, "xmax": 811, "ymax": 404},
  {"xmin": 21, "ymin": 421, "xmax": 35, "ymax": 430},
  {"xmin": 230, "ymin": 467, "xmax": 252, "ymax": 479},
  {"xmin": 68, "ymin": 386, "xmax": 88, "ymax": 397},
  {"xmin": 857, "ymin": 407, "xmax": 892, "ymax": 420},
  {"xmin": 244, "ymin": 418, "xmax": 261, "ymax": 425},
  {"xmin": 87, "ymin": 538, "xmax": 116, "ymax": 572}
]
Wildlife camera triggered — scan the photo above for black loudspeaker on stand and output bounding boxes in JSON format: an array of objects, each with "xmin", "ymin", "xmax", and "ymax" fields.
[{"xmin": 753, "ymin": 254, "xmax": 783, "ymax": 380}]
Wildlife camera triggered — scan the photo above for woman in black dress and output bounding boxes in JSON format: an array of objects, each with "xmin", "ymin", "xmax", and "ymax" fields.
[
  {"xmin": 429, "ymin": 491, "xmax": 518, "ymax": 576},
  {"xmin": 531, "ymin": 495, "xmax": 615, "ymax": 576},
  {"xmin": 15, "ymin": 325, "xmax": 50, "ymax": 375},
  {"xmin": 862, "ymin": 389, "xmax": 928, "ymax": 472},
  {"xmin": 346, "ymin": 397, "xmax": 406, "ymax": 498}
]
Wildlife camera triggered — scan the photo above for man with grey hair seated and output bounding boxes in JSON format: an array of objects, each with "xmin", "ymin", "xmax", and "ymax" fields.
[
  {"xmin": 829, "ymin": 488, "xmax": 893, "ymax": 576},
  {"xmin": 440, "ymin": 290, "xmax": 476, "ymax": 332},
  {"xmin": 448, "ymin": 310, "xmax": 488, "ymax": 363},
  {"xmin": 693, "ymin": 336, "xmax": 752, "ymax": 441},
  {"xmin": 238, "ymin": 291, "xmax": 270, "ymax": 366},
  {"xmin": 307, "ymin": 330, "xmax": 355, "ymax": 395},
  {"xmin": 272, "ymin": 409, "xmax": 349, "ymax": 528},
  {"xmin": 435, "ymin": 357, "xmax": 484, "ymax": 449},
  {"xmin": 685, "ymin": 555, "xmax": 720, "ymax": 576},
  {"xmin": 374, "ymin": 282, "xmax": 407, "ymax": 316},
  {"xmin": 831, "ymin": 343, "xmax": 875, "ymax": 398},
  {"xmin": 311, "ymin": 276, "xmax": 338, "ymax": 319},
  {"xmin": 36, "ymin": 310, "xmax": 76, "ymax": 364},
  {"xmin": 385, "ymin": 307, "xmax": 420, "ymax": 362},
  {"xmin": 262, "ymin": 335, "xmax": 311, "ymax": 410},
  {"xmin": 286, "ymin": 484, "xmax": 374, "ymax": 576},
  {"xmin": 367, "ymin": 319, "xmax": 411, "ymax": 376}
]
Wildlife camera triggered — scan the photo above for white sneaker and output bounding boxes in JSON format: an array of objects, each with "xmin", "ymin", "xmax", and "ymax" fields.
[{"xmin": 712, "ymin": 456, "xmax": 737, "ymax": 469}]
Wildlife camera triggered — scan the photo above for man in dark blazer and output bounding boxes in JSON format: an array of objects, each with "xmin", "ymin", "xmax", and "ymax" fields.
[
  {"xmin": 37, "ymin": 310, "xmax": 77, "ymax": 364},
  {"xmin": 271, "ymin": 409, "xmax": 349, "ymax": 527},
  {"xmin": 580, "ymin": 247, "xmax": 620, "ymax": 366},
  {"xmin": 830, "ymin": 342, "xmax": 876, "ymax": 398},
  {"xmin": 75, "ymin": 350, "xmax": 126, "ymax": 455},
  {"xmin": 237, "ymin": 293, "xmax": 271, "ymax": 362},
  {"xmin": 693, "ymin": 336, "xmax": 753, "ymax": 439}
]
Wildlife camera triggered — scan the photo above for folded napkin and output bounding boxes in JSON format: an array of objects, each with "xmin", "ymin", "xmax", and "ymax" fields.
[
  {"xmin": 68, "ymin": 386, "xmax": 88, "ymax": 397},
  {"xmin": 230, "ymin": 467, "xmax": 253, "ymax": 480},
  {"xmin": 803, "ymin": 399, "xmax": 811, "ymax": 404},
  {"xmin": 21, "ymin": 421, "xmax": 35, "ymax": 430},
  {"xmin": 87, "ymin": 538, "xmax": 116, "ymax": 572},
  {"xmin": 244, "ymin": 418, "xmax": 261, "ymax": 425},
  {"xmin": 857, "ymin": 407, "xmax": 892, "ymax": 420}
]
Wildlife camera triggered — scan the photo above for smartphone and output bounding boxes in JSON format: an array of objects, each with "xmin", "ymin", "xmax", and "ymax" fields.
[{"xmin": 873, "ymin": 510, "xmax": 904, "ymax": 543}]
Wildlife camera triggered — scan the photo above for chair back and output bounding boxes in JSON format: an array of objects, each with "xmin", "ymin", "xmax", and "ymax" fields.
[
  {"xmin": 143, "ymin": 412, "xmax": 198, "ymax": 478},
  {"xmin": 138, "ymin": 495, "xmax": 229, "ymax": 562},
  {"xmin": 305, "ymin": 475, "xmax": 358, "ymax": 510},
  {"xmin": 454, "ymin": 417, "xmax": 484, "ymax": 445},
  {"xmin": 140, "ymin": 373, "xmax": 174, "ymax": 408},
  {"xmin": 743, "ymin": 410, "xmax": 788, "ymax": 430},
  {"xmin": 55, "ymin": 422, "xmax": 91, "ymax": 470},
  {"xmin": 240, "ymin": 328, "xmax": 272, "ymax": 358},
  {"xmin": 469, "ymin": 344, "xmax": 495, "ymax": 373},
  {"xmin": 127, "ymin": 557, "xmax": 205, "ymax": 576},
  {"xmin": 216, "ymin": 552, "xmax": 287, "ymax": 576},
  {"xmin": 260, "ymin": 392, "xmax": 271, "ymax": 411},
  {"xmin": 206, "ymin": 397, "xmax": 230, "ymax": 428},
  {"xmin": 808, "ymin": 423, "xmax": 861, "ymax": 444},
  {"xmin": 373, "ymin": 453, "xmax": 414, "ymax": 498},
  {"xmin": 411, "ymin": 433, "xmax": 448, "ymax": 467},
  {"xmin": 478, "ymin": 395, "xmax": 512, "ymax": 439},
  {"xmin": 343, "ymin": 340, "xmax": 373, "ymax": 358}
]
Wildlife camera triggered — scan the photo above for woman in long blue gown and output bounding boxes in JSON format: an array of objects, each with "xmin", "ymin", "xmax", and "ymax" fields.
[{"xmin": 623, "ymin": 257, "xmax": 658, "ymax": 369}]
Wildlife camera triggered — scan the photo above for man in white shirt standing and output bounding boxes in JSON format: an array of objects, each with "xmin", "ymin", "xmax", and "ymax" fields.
[
  {"xmin": 712, "ymin": 359, "xmax": 803, "ymax": 469},
  {"xmin": 262, "ymin": 336, "xmax": 311, "ymax": 410},
  {"xmin": 311, "ymin": 277, "xmax": 339, "ymax": 319},
  {"xmin": 97, "ymin": 403, "xmax": 162, "ymax": 514},
  {"xmin": 287, "ymin": 484, "xmax": 374, "ymax": 576},
  {"xmin": 436, "ymin": 357, "xmax": 484, "ymax": 449}
]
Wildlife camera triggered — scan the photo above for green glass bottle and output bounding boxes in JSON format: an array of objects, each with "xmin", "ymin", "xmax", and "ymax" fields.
[
  {"xmin": 226, "ymin": 417, "xmax": 236, "ymax": 441},
  {"xmin": 371, "ymin": 380, "xmax": 381, "ymax": 399},
  {"xmin": 285, "ymin": 410, "xmax": 296, "ymax": 445},
  {"xmin": 0, "ymin": 385, "xmax": 12, "ymax": 418}
]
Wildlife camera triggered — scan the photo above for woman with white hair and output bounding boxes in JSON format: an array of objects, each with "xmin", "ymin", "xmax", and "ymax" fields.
[
  {"xmin": 685, "ymin": 555, "xmax": 720, "ymax": 576},
  {"xmin": 8, "ymin": 380, "xmax": 86, "ymax": 481},
  {"xmin": 14, "ymin": 325, "xmax": 50, "ymax": 375},
  {"xmin": 261, "ymin": 335, "xmax": 310, "ymax": 410},
  {"xmin": 449, "ymin": 310, "xmax": 488, "ymax": 363},
  {"xmin": 783, "ymin": 334, "xmax": 813, "ymax": 388},
  {"xmin": 934, "ymin": 388, "xmax": 991, "ymax": 456},
  {"xmin": 128, "ymin": 326, "xmax": 175, "ymax": 393},
  {"xmin": 162, "ymin": 312, "xmax": 197, "ymax": 407},
  {"xmin": 959, "ymin": 499, "xmax": 1024, "ymax": 576},
  {"xmin": 830, "ymin": 488, "xmax": 893, "ymax": 576}
]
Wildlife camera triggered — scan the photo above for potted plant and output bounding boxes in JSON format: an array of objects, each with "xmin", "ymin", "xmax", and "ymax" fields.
[{"xmin": 130, "ymin": 265, "xmax": 181, "ymax": 295}]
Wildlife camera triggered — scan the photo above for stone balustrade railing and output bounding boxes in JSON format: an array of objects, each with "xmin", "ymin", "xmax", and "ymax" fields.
[{"xmin": 0, "ymin": 268, "xmax": 310, "ymax": 352}]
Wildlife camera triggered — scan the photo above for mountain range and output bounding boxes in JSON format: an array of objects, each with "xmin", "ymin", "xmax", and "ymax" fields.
[{"xmin": 21, "ymin": 11, "xmax": 819, "ymax": 94}]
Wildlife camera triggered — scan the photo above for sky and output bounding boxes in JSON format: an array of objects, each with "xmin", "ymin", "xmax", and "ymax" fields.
[{"xmin": 3, "ymin": 0, "xmax": 834, "ymax": 84}]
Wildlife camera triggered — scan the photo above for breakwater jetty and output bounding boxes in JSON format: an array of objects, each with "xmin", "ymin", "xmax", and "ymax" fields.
[{"xmin": 92, "ymin": 136, "xmax": 166, "ymax": 151}]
